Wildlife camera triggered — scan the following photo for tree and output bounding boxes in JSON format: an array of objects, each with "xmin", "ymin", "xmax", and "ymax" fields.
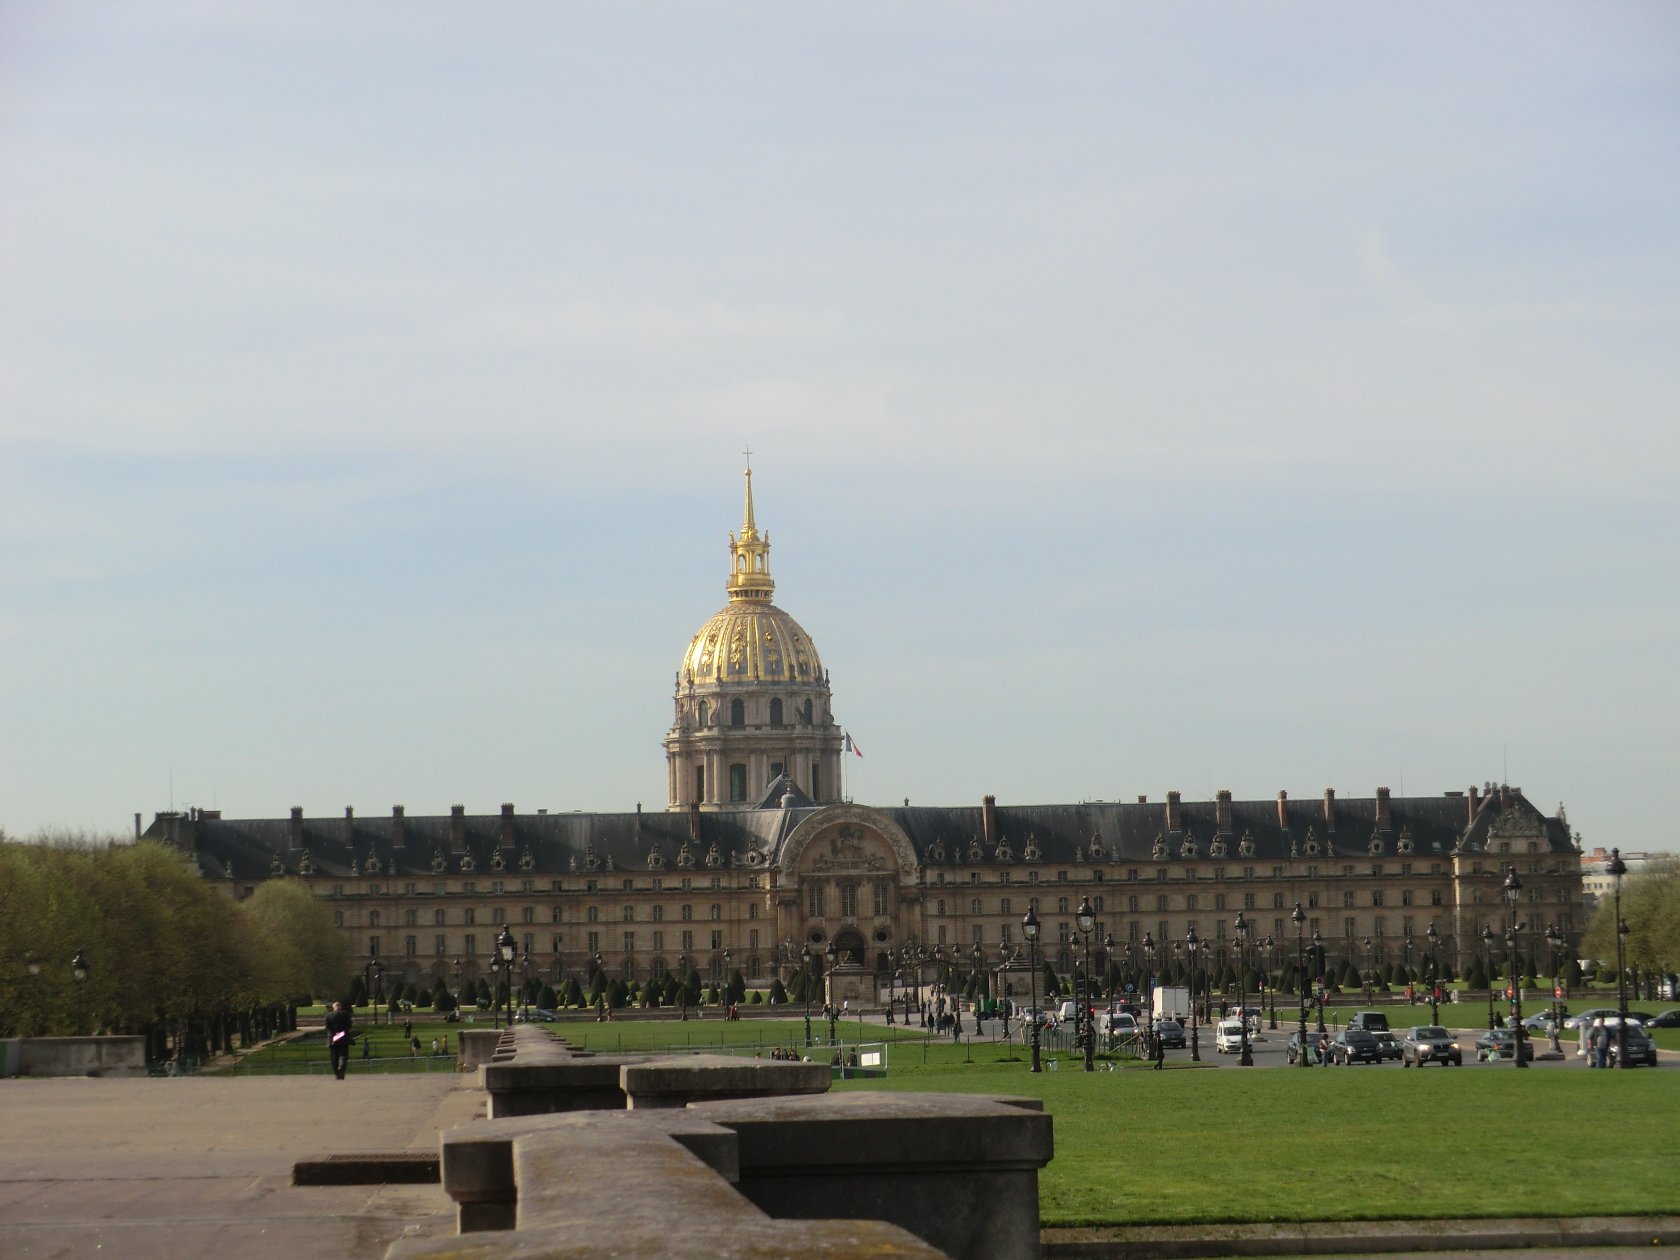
[{"xmin": 768, "ymin": 978, "xmax": 787, "ymax": 1005}]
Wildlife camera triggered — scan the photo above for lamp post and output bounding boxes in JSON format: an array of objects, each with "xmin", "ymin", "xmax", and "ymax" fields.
[
  {"xmin": 801, "ymin": 944, "xmax": 813, "ymax": 1047},
  {"xmin": 1292, "ymin": 904, "xmax": 1309, "ymax": 1068},
  {"xmin": 1311, "ymin": 927, "xmax": 1326, "ymax": 1034},
  {"xmin": 1481, "ymin": 925, "xmax": 1496, "ymax": 1031},
  {"xmin": 1608, "ymin": 849, "xmax": 1629, "ymax": 1070},
  {"xmin": 1234, "ymin": 912, "xmax": 1253, "ymax": 1066},
  {"xmin": 1265, "ymin": 935, "xmax": 1277, "ymax": 1029},
  {"xmin": 1503, "ymin": 866, "xmax": 1527, "ymax": 1068},
  {"xmin": 1426, "ymin": 923, "xmax": 1441, "ymax": 1025},
  {"xmin": 825, "ymin": 942, "xmax": 839, "ymax": 1043},
  {"xmin": 1186, "ymin": 926, "xmax": 1202, "ymax": 1062},
  {"xmin": 495, "ymin": 927, "xmax": 516, "ymax": 1030},
  {"xmin": 1023, "ymin": 908, "xmax": 1042, "ymax": 1073},
  {"xmin": 71, "ymin": 948, "xmax": 89, "ymax": 1036},
  {"xmin": 364, "ymin": 956, "xmax": 385, "ymax": 1026},
  {"xmin": 1002, "ymin": 940, "xmax": 1017, "ymax": 1041},
  {"xmin": 678, "ymin": 951, "xmax": 690, "ymax": 1021},
  {"xmin": 972, "ymin": 941, "xmax": 985, "ymax": 1025},
  {"xmin": 1142, "ymin": 932, "xmax": 1156, "ymax": 1054},
  {"xmin": 519, "ymin": 945, "xmax": 533, "ymax": 1019},
  {"xmin": 722, "ymin": 949, "xmax": 732, "ymax": 1014},
  {"xmin": 1076, "ymin": 896, "xmax": 1096, "ymax": 1071}
]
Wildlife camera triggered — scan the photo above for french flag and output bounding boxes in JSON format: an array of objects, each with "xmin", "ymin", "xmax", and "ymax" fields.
[{"xmin": 845, "ymin": 732, "xmax": 864, "ymax": 758}]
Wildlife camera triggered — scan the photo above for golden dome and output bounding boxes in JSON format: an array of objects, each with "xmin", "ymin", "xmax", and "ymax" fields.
[{"xmin": 681, "ymin": 602, "xmax": 825, "ymax": 686}]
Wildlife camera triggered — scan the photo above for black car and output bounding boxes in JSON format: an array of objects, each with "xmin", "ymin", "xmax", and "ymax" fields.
[
  {"xmin": 1400, "ymin": 1025, "xmax": 1463, "ymax": 1067},
  {"xmin": 1474, "ymin": 1028, "xmax": 1535, "ymax": 1062},
  {"xmin": 1647, "ymin": 1010, "xmax": 1680, "ymax": 1029},
  {"xmin": 1331, "ymin": 1028, "xmax": 1381, "ymax": 1065},
  {"xmin": 1152, "ymin": 1019, "xmax": 1186, "ymax": 1049},
  {"xmin": 1609, "ymin": 1025, "xmax": 1660, "ymax": 1067},
  {"xmin": 1286, "ymin": 1030, "xmax": 1329, "ymax": 1065}
]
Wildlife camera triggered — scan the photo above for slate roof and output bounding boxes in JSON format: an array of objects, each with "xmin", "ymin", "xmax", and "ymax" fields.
[{"xmin": 152, "ymin": 787, "xmax": 1574, "ymax": 884}]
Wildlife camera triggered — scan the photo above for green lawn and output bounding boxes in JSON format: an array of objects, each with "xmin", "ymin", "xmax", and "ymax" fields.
[{"xmin": 219, "ymin": 1010, "xmax": 1680, "ymax": 1228}]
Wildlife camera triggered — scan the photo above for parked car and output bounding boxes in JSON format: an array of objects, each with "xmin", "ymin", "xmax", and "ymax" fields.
[
  {"xmin": 1400, "ymin": 1025, "xmax": 1462, "ymax": 1067},
  {"xmin": 1286, "ymin": 1030, "xmax": 1327, "ymax": 1065},
  {"xmin": 1346, "ymin": 1011, "xmax": 1391, "ymax": 1034},
  {"xmin": 1563, "ymin": 1008, "xmax": 1621, "ymax": 1030},
  {"xmin": 1646, "ymin": 1009, "xmax": 1680, "ymax": 1029},
  {"xmin": 1474, "ymin": 1028, "xmax": 1535, "ymax": 1061},
  {"xmin": 1522, "ymin": 1011, "xmax": 1559, "ymax": 1034},
  {"xmin": 1609, "ymin": 1025, "xmax": 1660, "ymax": 1068},
  {"xmin": 1152, "ymin": 1018, "xmax": 1186, "ymax": 1049},
  {"xmin": 1330, "ymin": 1028, "xmax": 1382, "ymax": 1065}
]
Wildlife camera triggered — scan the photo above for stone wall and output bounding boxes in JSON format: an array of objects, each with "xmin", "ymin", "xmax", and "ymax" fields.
[{"xmin": 1, "ymin": 1036, "xmax": 147, "ymax": 1077}]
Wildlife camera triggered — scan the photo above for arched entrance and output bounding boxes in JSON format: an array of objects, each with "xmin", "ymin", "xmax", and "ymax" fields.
[{"xmin": 832, "ymin": 927, "xmax": 867, "ymax": 968}]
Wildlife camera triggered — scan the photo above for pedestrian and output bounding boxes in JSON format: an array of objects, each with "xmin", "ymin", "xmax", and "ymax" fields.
[
  {"xmin": 1153, "ymin": 1030, "xmax": 1165, "ymax": 1071},
  {"xmin": 325, "ymin": 1000, "xmax": 353, "ymax": 1080},
  {"xmin": 361, "ymin": 1035, "xmax": 371, "ymax": 1059},
  {"xmin": 1590, "ymin": 1017, "xmax": 1608, "ymax": 1069},
  {"xmin": 404, "ymin": 1019, "xmax": 412, "ymax": 1041},
  {"xmin": 410, "ymin": 1036, "xmax": 420, "ymax": 1058},
  {"xmin": 1317, "ymin": 1031, "xmax": 1331, "ymax": 1067}
]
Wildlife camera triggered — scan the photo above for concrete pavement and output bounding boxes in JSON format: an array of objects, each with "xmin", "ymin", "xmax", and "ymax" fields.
[{"xmin": 0, "ymin": 1073, "xmax": 481, "ymax": 1260}]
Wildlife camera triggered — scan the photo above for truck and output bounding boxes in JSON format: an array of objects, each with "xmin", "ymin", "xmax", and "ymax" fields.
[{"xmin": 1152, "ymin": 986, "xmax": 1190, "ymax": 1021}]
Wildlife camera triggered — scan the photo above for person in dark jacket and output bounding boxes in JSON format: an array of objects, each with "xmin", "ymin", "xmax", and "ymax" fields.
[{"xmin": 325, "ymin": 1001, "xmax": 353, "ymax": 1080}]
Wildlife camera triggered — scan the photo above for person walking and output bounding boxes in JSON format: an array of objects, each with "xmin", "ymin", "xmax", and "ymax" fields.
[
  {"xmin": 325, "ymin": 1001, "xmax": 353, "ymax": 1081},
  {"xmin": 1152, "ymin": 1029, "xmax": 1166, "ymax": 1071}
]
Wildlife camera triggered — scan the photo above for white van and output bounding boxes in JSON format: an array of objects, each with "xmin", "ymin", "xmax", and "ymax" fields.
[
  {"xmin": 1100, "ymin": 1012, "xmax": 1138, "ymax": 1036},
  {"xmin": 1214, "ymin": 1019, "xmax": 1246, "ymax": 1054},
  {"xmin": 1058, "ymin": 1000, "xmax": 1082, "ymax": 1023}
]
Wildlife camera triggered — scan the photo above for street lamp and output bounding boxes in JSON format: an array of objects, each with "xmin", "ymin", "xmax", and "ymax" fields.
[
  {"xmin": 1186, "ymin": 925, "xmax": 1202, "ymax": 1062},
  {"xmin": 678, "ymin": 951, "xmax": 690, "ymax": 1021},
  {"xmin": 1234, "ymin": 912, "xmax": 1253, "ymax": 1066},
  {"xmin": 825, "ymin": 942, "xmax": 839, "ymax": 1043},
  {"xmin": 1481, "ymin": 924, "xmax": 1496, "ymax": 1031},
  {"xmin": 1608, "ymin": 848, "xmax": 1629, "ymax": 1070},
  {"xmin": 1023, "ymin": 908, "xmax": 1042, "ymax": 1073},
  {"xmin": 1076, "ymin": 896, "xmax": 1096, "ymax": 1071},
  {"xmin": 801, "ymin": 944, "xmax": 814, "ymax": 1047},
  {"xmin": 363, "ymin": 956, "xmax": 385, "ymax": 1025},
  {"xmin": 1544, "ymin": 924, "xmax": 1566, "ymax": 1049},
  {"xmin": 1142, "ymin": 931, "xmax": 1157, "ymax": 1057},
  {"xmin": 71, "ymin": 948, "xmax": 89, "ymax": 1036},
  {"xmin": 1265, "ymin": 935, "xmax": 1277, "ymax": 1029},
  {"xmin": 1425, "ymin": 923, "xmax": 1441, "ymax": 1025},
  {"xmin": 495, "ymin": 926, "xmax": 516, "ymax": 1030},
  {"xmin": 1311, "ymin": 927, "xmax": 1326, "ymax": 1034},
  {"xmin": 1292, "ymin": 904, "xmax": 1309, "ymax": 1069},
  {"xmin": 1503, "ymin": 866, "xmax": 1527, "ymax": 1068}
]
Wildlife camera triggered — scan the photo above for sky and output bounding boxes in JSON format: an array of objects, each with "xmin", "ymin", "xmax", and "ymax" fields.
[{"xmin": 2, "ymin": 2, "xmax": 1676, "ymax": 850}]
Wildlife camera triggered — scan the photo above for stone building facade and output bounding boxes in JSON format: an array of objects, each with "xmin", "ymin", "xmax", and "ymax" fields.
[{"xmin": 150, "ymin": 466, "xmax": 1585, "ymax": 996}]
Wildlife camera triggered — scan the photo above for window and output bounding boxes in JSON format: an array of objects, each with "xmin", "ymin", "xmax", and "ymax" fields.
[
  {"xmin": 730, "ymin": 699, "xmax": 744, "ymax": 727},
  {"xmin": 971, "ymin": 899, "xmax": 982, "ymax": 916},
  {"xmin": 808, "ymin": 884, "xmax": 825, "ymax": 916},
  {"xmin": 697, "ymin": 700, "xmax": 708, "ymax": 726},
  {"xmin": 333, "ymin": 911, "xmax": 344, "ymax": 927},
  {"xmin": 874, "ymin": 881, "xmax": 890, "ymax": 916},
  {"xmin": 1001, "ymin": 897, "xmax": 1012, "ymax": 915},
  {"xmin": 729, "ymin": 763, "xmax": 747, "ymax": 801},
  {"xmin": 1057, "ymin": 897, "xmax": 1069, "ymax": 914},
  {"xmin": 522, "ymin": 906, "xmax": 534, "ymax": 924},
  {"xmin": 1371, "ymin": 891, "xmax": 1384, "ymax": 907},
  {"xmin": 936, "ymin": 899, "xmax": 945, "ymax": 916},
  {"xmin": 769, "ymin": 698, "xmax": 784, "ymax": 726},
  {"xmin": 404, "ymin": 909, "xmax": 416, "ymax": 927},
  {"xmin": 841, "ymin": 884, "xmax": 859, "ymax": 917},
  {"xmin": 1156, "ymin": 894, "xmax": 1169, "ymax": 912},
  {"xmin": 622, "ymin": 879, "xmax": 634, "ymax": 891},
  {"xmin": 1343, "ymin": 891, "xmax": 1355, "ymax": 908},
  {"xmin": 464, "ymin": 934, "xmax": 476, "ymax": 956},
  {"xmin": 695, "ymin": 766, "xmax": 705, "ymax": 800},
  {"xmin": 1272, "ymin": 892, "xmax": 1285, "ymax": 909},
  {"xmin": 586, "ymin": 906, "xmax": 598, "ymax": 923},
  {"xmin": 586, "ymin": 931, "xmax": 599, "ymax": 952},
  {"xmin": 464, "ymin": 909, "xmax": 476, "ymax": 926},
  {"xmin": 1343, "ymin": 917, "xmax": 1356, "ymax": 939},
  {"xmin": 681, "ymin": 904, "xmax": 693, "ymax": 921},
  {"xmin": 1186, "ymin": 894, "xmax": 1199, "ymax": 911},
  {"xmin": 747, "ymin": 904, "xmax": 758, "ymax": 919},
  {"xmin": 622, "ymin": 905, "xmax": 634, "ymax": 922},
  {"xmin": 405, "ymin": 935, "xmax": 417, "ymax": 956},
  {"xmin": 492, "ymin": 908, "xmax": 506, "ymax": 924},
  {"xmin": 1128, "ymin": 895, "xmax": 1139, "ymax": 912},
  {"xmin": 551, "ymin": 934, "xmax": 563, "ymax": 953},
  {"xmin": 491, "ymin": 880, "xmax": 504, "ymax": 894},
  {"xmin": 710, "ymin": 930, "xmax": 722, "ymax": 949},
  {"xmin": 710, "ymin": 904, "xmax": 722, "ymax": 921},
  {"xmin": 1307, "ymin": 893, "xmax": 1319, "ymax": 909},
  {"xmin": 1431, "ymin": 889, "xmax": 1443, "ymax": 906},
  {"xmin": 652, "ymin": 905, "xmax": 664, "ymax": 922},
  {"xmin": 434, "ymin": 934, "xmax": 446, "ymax": 955},
  {"xmin": 1242, "ymin": 893, "xmax": 1254, "ymax": 910},
  {"xmin": 652, "ymin": 930, "xmax": 665, "ymax": 952},
  {"xmin": 623, "ymin": 930, "xmax": 634, "ymax": 952},
  {"xmin": 1057, "ymin": 871, "xmax": 1069, "ymax": 882},
  {"xmin": 681, "ymin": 930, "xmax": 693, "ymax": 950},
  {"xmin": 1214, "ymin": 894, "xmax": 1227, "ymax": 911},
  {"xmin": 748, "ymin": 929, "xmax": 759, "ymax": 949},
  {"xmin": 369, "ymin": 911, "xmax": 381, "ymax": 927},
  {"xmin": 434, "ymin": 909, "xmax": 446, "ymax": 926}
]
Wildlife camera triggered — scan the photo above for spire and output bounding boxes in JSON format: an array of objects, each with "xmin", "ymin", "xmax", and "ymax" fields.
[{"xmin": 726, "ymin": 452, "xmax": 774, "ymax": 603}]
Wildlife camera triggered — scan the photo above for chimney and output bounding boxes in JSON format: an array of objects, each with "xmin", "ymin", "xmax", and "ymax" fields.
[
  {"xmin": 1215, "ymin": 789, "xmax": 1232, "ymax": 834},
  {"xmin": 982, "ymin": 795, "xmax": 998, "ymax": 846},
  {"xmin": 689, "ymin": 800, "xmax": 702, "ymax": 840},
  {"xmin": 1467, "ymin": 784, "xmax": 1480, "ymax": 825},
  {"xmin": 1375, "ymin": 786, "xmax": 1391, "ymax": 831},
  {"xmin": 1499, "ymin": 783, "xmax": 1512, "ymax": 808},
  {"xmin": 289, "ymin": 806, "xmax": 304, "ymax": 850},
  {"xmin": 1276, "ymin": 790, "xmax": 1289, "ymax": 830},
  {"xmin": 450, "ymin": 804, "xmax": 465, "ymax": 851},
  {"xmin": 1166, "ymin": 791, "xmax": 1181, "ymax": 834},
  {"xmin": 344, "ymin": 806, "xmax": 355, "ymax": 845},
  {"xmin": 1323, "ymin": 788, "xmax": 1336, "ymax": 829},
  {"xmin": 501, "ymin": 802, "xmax": 516, "ymax": 847},
  {"xmin": 134, "ymin": 812, "xmax": 142, "ymax": 839},
  {"xmin": 1136, "ymin": 795, "xmax": 1148, "ymax": 804},
  {"xmin": 392, "ymin": 805, "xmax": 406, "ymax": 849}
]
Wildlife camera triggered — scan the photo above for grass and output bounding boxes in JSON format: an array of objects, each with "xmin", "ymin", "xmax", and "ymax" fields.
[{"xmin": 218, "ymin": 1009, "xmax": 1680, "ymax": 1228}]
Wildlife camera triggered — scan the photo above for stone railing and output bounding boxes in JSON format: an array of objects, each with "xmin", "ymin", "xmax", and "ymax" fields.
[
  {"xmin": 1, "ymin": 1036, "xmax": 147, "ymax": 1078},
  {"xmin": 384, "ymin": 1026, "xmax": 1053, "ymax": 1260}
]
